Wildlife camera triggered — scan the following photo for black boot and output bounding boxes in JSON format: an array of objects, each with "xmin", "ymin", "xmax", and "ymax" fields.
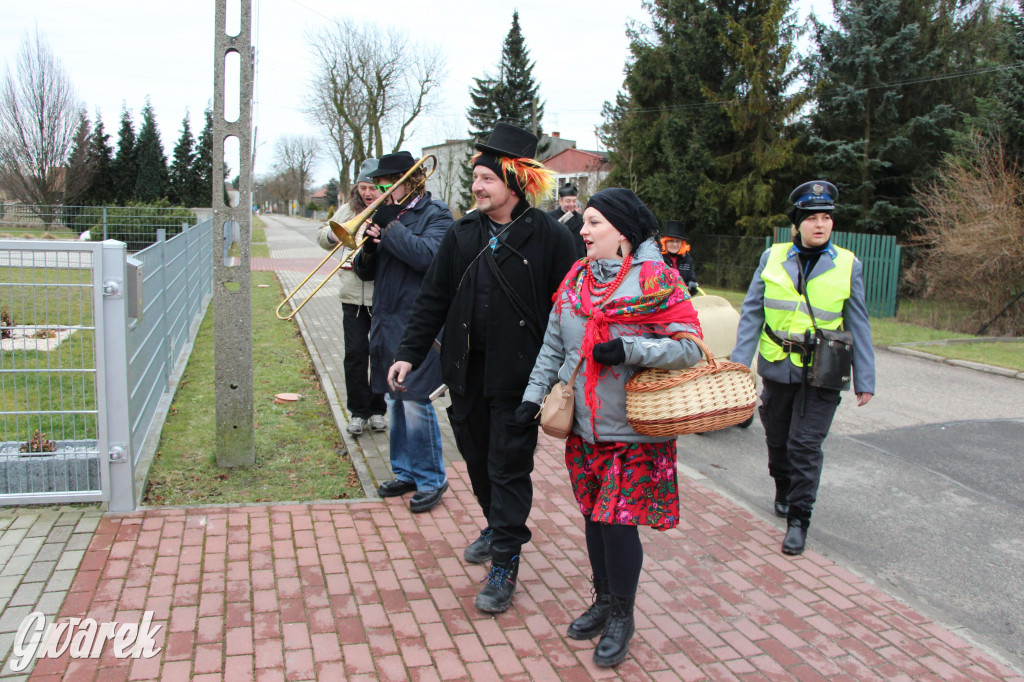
[
  {"xmin": 567, "ymin": 577, "xmax": 611, "ymax": 640},
  {"xmin": 474, "ymin": 555, "xmax": 519, "ymax": 613},
  {"xmin": 593, "ymin": 594, "xmax": 635, "ymax": 667},
  {"xmin": 773, "ymin": 478, "xmax": 790, "ymax": 518},
  {"xmin": 782, "ymin": 511, "xmax": 811, "ymax": 555}
]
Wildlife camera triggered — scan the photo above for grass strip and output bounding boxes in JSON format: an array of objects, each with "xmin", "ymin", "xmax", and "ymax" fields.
[{"xmin": 143, "ymin": 270, "xmax": 360, "ymax": 505}]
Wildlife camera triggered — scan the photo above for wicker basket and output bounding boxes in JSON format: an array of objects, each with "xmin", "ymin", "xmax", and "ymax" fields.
[{"xmin": 626, "ymin": 332, "xmax": 756, "ymax": 436}]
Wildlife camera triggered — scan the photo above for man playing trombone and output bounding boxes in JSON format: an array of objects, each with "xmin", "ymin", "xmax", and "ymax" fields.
[
  {"xmin": 352, "ymin": 151, "xmax": 454, "ymax": 514},
  {"xmin": 387, "ymin": 123, "xmax": 577, "ymax": 613}
]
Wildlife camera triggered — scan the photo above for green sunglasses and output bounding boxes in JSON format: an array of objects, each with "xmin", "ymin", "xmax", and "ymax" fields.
[{"xmin": 374, "ymin": 182, "xmax": 395, "ymax": 193}]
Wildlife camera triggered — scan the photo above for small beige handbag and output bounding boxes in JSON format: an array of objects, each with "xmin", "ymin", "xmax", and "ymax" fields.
[{"xmin": 539, "ymin": 356, "xmax": 585, "ymax": 439}]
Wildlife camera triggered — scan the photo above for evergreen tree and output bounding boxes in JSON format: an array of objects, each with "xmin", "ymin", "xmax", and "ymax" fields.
[
  {"xmin": 459, "ymin": 12, "xmax": 546, "ymax": 211},
  {"xmin": 169, "ymin": 114, "xmax": 198, "ymax": 206},
  {"xmin": 63, "ymin": 111, "xmax": 95, "ymax": 205},
  {"xmin": 497, "ymin": 11, "xmax": 544, "ymax": 133},
  {"xmin": 459, "ymin": 77, "xmax": 502, "ymax": 212},
  {"xmin": 134, "ymin": 99, "xmax": 170, "ymax": 202},
  {"xmin": 111, "ymin": 106, "xmax": 137, "ymax": 204},
  {"xmin": 806, "ymin": 0, "xmax": 997, "ymax": 235},
  {"xmin": 704, "ymin": 0, "xmax": 806, "ymax": 237},
  {"xmin": 86, "ymin": 114, "xmax": 116, "ymax": 205},
  {"xmin": 994, "ymin": 0, "xmax": 1024, "ymax": 167},
  {"xmin": 193, "ymin": 106, "xmax": 214, "ymax": 208}
]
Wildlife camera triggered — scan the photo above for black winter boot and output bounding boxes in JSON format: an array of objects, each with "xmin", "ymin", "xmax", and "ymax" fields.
[
  {"xmin": 773, "ymin": 478, "xmax": 790, "ymax": 518},
  {"xmin": 782, "ymin": 511, "xmax": 811, "ymax": 555},
  {"xmin": 593, "ymin": 594, "xmax": 635, "ymax": 667},
  {"xmin": 474, "ymin": 555, "xmax": 519, "ymax": 613},
  {"xmin": 567, "ymin": 577, "xmax": 612, "ymax": 640}
]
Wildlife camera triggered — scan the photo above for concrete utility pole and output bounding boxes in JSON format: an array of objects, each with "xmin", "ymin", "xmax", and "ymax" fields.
[{"xmin": 212, "ymin": 0, "xmax": 255, "ymax": 467}]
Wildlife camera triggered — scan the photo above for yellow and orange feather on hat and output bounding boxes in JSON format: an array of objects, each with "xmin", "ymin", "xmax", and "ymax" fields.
[{"xmin": 470, "ymin": 152, "xmax": 557, "ymax": 205}]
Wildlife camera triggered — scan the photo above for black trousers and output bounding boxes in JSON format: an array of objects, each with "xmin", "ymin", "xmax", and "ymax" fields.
[
  {"xmin": 446, "ymin": 353, "xmax": 537, "ymax": 563},
  {"xmin": 758, "ymin": 378, "xmax": 842, "ymax": 517},
  {"xmin": 342, "ymin": 303, "xmax": 386, "ymax": 419}
]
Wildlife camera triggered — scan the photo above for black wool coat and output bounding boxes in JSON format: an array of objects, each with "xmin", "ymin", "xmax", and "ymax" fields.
[
  {"xmin": 396, "ymin": 200, "xmax": 578, "ymax": 397},
  {"xmin": 547, "ymin": 207, "xmax": 586, "ymax": 259}
]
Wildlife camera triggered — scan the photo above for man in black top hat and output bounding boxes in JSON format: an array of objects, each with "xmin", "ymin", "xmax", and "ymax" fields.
[
  {"xmin": 351, "ymin": 151, "xmax": 454, "ymax": 514},
  {"xmin": 387, "ymin": 122, "xmax": 577, "ymax": 614},
  {"xmin": 548, "ymin": 183, "xmax": 585, "ymax": 258},
  {"xmin": 660, "ymin": 219, "xmax": 698, "ymax": 294}
]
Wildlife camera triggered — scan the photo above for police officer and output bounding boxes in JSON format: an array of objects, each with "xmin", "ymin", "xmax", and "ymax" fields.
[
  {"xmin": 731, "ymin": 181, "xmax": 875, "ymax": 556},
  {"xmin": 548, "ymin": 183, "xmax": 586, "ymax": 258}
]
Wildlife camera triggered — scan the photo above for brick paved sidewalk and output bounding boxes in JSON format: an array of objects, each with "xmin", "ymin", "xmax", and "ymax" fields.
[{"xmin": 24, "ymin": 433, "xmax": 1022, "ymax": 681}]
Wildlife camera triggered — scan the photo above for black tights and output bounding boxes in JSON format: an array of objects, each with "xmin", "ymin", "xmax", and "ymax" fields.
[{"xmin": 584, "ymin": 517, "xmax": 643, "ymax": 598}]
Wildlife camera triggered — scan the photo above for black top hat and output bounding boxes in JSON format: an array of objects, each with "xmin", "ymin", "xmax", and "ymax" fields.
[
  {"xmin": 368, "ymin": 151, "xmax": 416, "ymax": 179},
  {"xmin": 558, "ymin": 183, "xmax": 578, "ymax": 198},
  {"xmin": 475, "ymin": 122, "xmax": 539, "ymax": 159},
  {"xmin": 789, "ymin": 180, "xmax": 838, "ymax": 211},
  {"xmin": 663, "ymin": 219, "xmax": 689, "ymax": 241}
]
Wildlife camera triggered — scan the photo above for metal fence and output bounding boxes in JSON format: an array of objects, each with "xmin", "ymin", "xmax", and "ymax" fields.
[
  {"xmin": 689, "ymin": 234, "xmax": 773, "ymax": 291},
  {"xmin": 0, "ymin": 203, "xmax": 201, "ymax": 252},
  {"xmin": 0, "ymin": 219, "xmax": 212, "ymax": 510}
]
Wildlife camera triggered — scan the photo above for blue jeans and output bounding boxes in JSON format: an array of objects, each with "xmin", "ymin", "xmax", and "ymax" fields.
[{"xmin": 385, "ymin": 396, "xmax": 446, "ymax": 491}]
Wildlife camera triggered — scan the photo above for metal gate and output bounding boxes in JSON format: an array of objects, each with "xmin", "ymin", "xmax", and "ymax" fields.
[{"xmin": 0, "ymin": 241, "xmax": 128, "ymax": 505}]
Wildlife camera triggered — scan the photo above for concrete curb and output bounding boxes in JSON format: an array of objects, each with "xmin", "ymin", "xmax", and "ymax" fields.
[{"xmin": 885, "ymin": 341, "xmax": 1024, "ymax": 381}]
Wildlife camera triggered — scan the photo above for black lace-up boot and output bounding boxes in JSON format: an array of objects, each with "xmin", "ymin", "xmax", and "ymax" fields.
[
  {"xmin": 567, "ymin": 577, "xmax": 611, "ymax": 640},
  {"xmin": 474, "ymin": 555, "xmax": 519, "ymax": 613},
  {"xmin": 593, "ymin": 594, "xmax": 635, "ymax": 667}
]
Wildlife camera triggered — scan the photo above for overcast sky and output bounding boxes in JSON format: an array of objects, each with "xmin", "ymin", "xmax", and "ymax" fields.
[{"xmin": 1, "ymin": 0, "xmax": 834, "ymax": 187}]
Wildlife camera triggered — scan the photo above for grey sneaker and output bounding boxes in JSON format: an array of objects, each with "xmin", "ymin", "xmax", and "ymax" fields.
[
  {"xmin": 368, "ymin": 414, "xmax": 387, "ymax": 432},
  {"xmin": 346, "ymin": 416, "xmax": 366, "ymax": 435},
  {"xmin": 464, "ymin": 527, "xmax": 494, "ymax": 564}
]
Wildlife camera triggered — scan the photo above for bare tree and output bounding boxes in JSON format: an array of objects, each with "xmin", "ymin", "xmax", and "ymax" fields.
[
  {"xmin": 305, "ymin": 20, "xmax": 445, "ymax": 196},
  {"xmin": 0, "ymin": 31, "xmax": 88, "ymax": 206},
  {"xmin": 273, "ymin": 135, "xmax": 320, "ymax": 209}
]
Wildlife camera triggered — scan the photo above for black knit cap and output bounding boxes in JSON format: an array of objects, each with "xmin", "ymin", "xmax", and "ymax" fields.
[{"xmin": 585, "ymin": 188, "xmax": 659, "ymax": 249}]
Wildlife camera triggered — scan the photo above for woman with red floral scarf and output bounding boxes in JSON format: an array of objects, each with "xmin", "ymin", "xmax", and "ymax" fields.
[{"xmin": 517, "ymin": 188, "xmax": 704, "ymax": 667}]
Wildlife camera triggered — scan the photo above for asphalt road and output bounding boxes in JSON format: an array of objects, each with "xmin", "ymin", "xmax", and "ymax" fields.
[{"xmin": 676, "ymin": 349, "xmax": 1024, "ymax": 671}]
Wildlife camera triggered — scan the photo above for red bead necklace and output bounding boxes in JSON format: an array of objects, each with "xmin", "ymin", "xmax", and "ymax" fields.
[{"xmin": 584, "ymin": 253, "xmax": 634, "ymax": 308}]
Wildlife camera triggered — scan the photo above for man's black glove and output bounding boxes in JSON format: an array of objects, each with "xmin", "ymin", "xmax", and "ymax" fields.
[
  {"xmin": 371, "ymin": 204, "xmax": 402, "ymax": 229},
  {"xmin": 591, "ymin": 338, "xmax": 625, "ymax": 366},
  {"xmin": 515, "ymin": 401, "xmax": 541, "ymax": 425},
  {"xmin": 688, "ymin": 281, "xmax": 698, "ymax": 295},
  {"xmin": 360, "ymin": 234, "xmax": 377, "ymax": 256}
]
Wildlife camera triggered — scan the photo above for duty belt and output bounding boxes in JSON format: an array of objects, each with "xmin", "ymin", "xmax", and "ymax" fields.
[{"xmin": 763, "ymin": 324, "xmax": 811, "ymax": 356}]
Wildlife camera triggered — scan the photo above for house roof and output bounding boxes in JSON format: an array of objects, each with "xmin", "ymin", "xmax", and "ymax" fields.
[{"xmin": 542, "ymin": 148, "xmax": 612, "ymax": 173}]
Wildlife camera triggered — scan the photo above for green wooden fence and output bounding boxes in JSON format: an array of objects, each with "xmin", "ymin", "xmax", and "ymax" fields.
[{"xmin": 773, "ymin": 227, "xmax": 902, "ymax": 318}]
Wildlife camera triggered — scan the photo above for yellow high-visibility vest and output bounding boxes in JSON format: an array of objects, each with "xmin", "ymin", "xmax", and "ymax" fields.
[{"xmin": 759, "ymin": 243, "xmax": 853, "ymax": 367}]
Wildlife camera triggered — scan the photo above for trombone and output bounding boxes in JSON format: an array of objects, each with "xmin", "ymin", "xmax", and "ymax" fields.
[{"xmin": 275, "ymin": 155, "xmax": 437, "ymax": 320}]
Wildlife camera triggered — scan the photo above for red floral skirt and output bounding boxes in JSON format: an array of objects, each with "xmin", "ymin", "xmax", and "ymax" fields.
[{"xmin": 564, "ymin": 433, "xmax": 679, "ymax": 530}]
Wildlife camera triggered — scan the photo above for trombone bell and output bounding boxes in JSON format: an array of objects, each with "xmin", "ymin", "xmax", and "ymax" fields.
[{"xmin": 328, "ymin": 219, "xmax": 359, "ymax": 249}]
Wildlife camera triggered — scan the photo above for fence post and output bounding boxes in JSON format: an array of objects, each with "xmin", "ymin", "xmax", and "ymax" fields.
[
  {"xmin": 102, "ymin": 207, "xmax": 108, "ymax": 241},
  {"xmin": 99, "ymin": 240, "xmax": 136, "ymax": 512},
  {"xmin": 157, "ymin": 229, "xmax": 171, "ymax": 385}
]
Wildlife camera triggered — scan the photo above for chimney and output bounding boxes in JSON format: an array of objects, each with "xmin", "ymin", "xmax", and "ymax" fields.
[{"xmin": 552, "ymin": 132, "xmax": 560, "ymax": 138}]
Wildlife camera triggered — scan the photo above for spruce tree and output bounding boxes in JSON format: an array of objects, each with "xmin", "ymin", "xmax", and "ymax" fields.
[
  {"xmin": 111, "ymin": 106, "xmax": 138, "ymax": 204},
  {"xmin": 169, "ymin": 114, "xmax": 197, "ymax": 206},
  {"xmin": 995, "ymin": 0, "xmax": 1024, "ymax": 167},
  {"xmin": 706, "ymin": 0, "xmax": 806, "ymax": 237},
  {"xmin": 459, "ymin": 12, "xmax": 546, "ymax": 211},
  {"xmin": 806, "ymin": 0, "xmax": 996, "ymax": 235},
  {"xmin": 193, "ymin": 106, "xmax": 214, "ymax": 208},
  {"xmin": 86, "ymin": 114, "xmax": 116, "ymax": 205},
  {"xmin": 63, "ymin": 112, "xmax": 95, "ymax": 206},
  {"xmin": 134, "ymin": 99, "xmax": 170, "ymax": 202},
  {"xmin": 496, "ymin": 11, "xmax": 544, "ymax": 133}
]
